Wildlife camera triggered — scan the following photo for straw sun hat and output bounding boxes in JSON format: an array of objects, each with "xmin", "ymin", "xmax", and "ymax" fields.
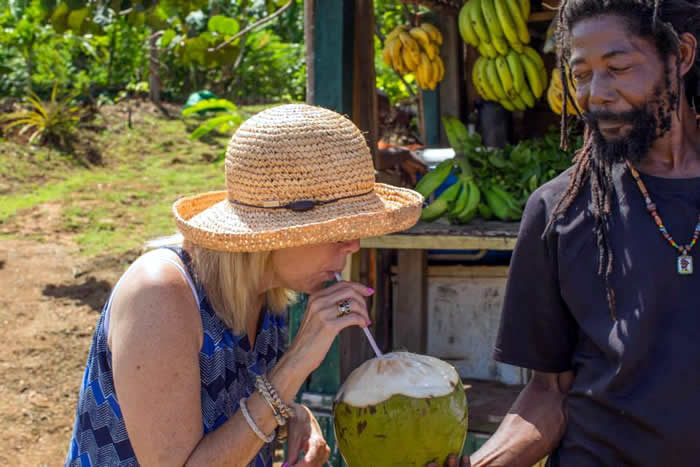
[{"xmin": 173, "ymin": 104, "xmax": 423, "ymax": 252}]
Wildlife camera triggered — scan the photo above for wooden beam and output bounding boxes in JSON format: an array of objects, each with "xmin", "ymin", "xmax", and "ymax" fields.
[
  {"xmin": 361, "ymin": 234, "xmax": 517, "ymax": 251},
  {"xmin": 394, "ymin": 250, "xmax": 427, "ymax": 353},
  {"xmin": 352, "ymin": 0, "xmax": 378, "ymax": 162}
]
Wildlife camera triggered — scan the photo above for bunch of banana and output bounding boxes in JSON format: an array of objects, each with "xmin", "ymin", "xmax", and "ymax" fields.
[
  {"xmin": 547, "ymin": 67, "xmax": 582, "ymax": 115},
  {"xmin": 458, "ymin": 0, "xmax": 531, "ymax": 57},
  {"xmin": 472, "ymin": 46, "xmax": 548, "ymax": 111},
  {"xmin": 382, "ymin": 23, "xmax": 446, "ymax": 90}
]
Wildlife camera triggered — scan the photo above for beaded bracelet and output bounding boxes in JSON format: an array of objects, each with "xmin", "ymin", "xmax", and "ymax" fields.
[
  {"xmin": 239, "ymin": 398, "xmax": 275, "ymax": 444},
  {"xmin": 255, "ymin": 375, "xmax": 295, "ymax": 422}
]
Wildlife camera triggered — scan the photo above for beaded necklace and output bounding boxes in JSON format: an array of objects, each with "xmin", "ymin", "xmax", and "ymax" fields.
[{"xmin": 626, "ymin": 160, "xmax": 700, "ymax": 275}]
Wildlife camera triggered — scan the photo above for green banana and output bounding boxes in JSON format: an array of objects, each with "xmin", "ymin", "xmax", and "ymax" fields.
[
  {"xmin": 478, "ymin": 202, "xmax": 493, "ymax": 220},
  {"xmin": 414, "ymin": 158, "xmax": 453, "ymax": 198},
  {"xmin": 499, "ymin": 99, "xmax": 515, "ymax": 111},
  {"xmin": 457, "ymin": 181, "xmax": 482, "ymax": 222},
  {"xmin": 519, "ymin": 83, "xmax": 536, "ymax": 108},
  {"xmin": 511, "ymin": 94, "xmax": 527, "ymax": 111},
  {"xmin": 523, "ymin": 46, "xmax": 548, "ymax": 90},
  {"xmin": 478, "ymin": 41, "xmax": 499, "ymax": 59},
  {"xmin": 519, "ymin": 0, "xmax": 530, "ymax": 20},
  {"xmin": 450, "ymin": 181, "xmax": 469, "ymax": 217},
  {"xmin": 505, "ymin": 0, "xmax": 530, "ymax": 44},
  {"xmin": 490, "ymin": 185, "xmax": 523, "ymax": 219},
  {"xmin": 480, "ymin": 0, "xmax": 505, "ymax": 39},
  {"xmin": 458, "ymin": 3, "xmax": 479, "ymax": 46},
  {"xmin": 469, "ymin": 0, "xmax": 492, "ymax": 45},
  {"xmin": 519, "ymin": 53, "xmax": 544, "ymax": 98},
  {"xmin": 485, "ymin": 58, "xmax": 507, "ymax": 100},
  {"xmin": 421, "ymin": 182, "xmax": 461, "ymax": 222},
  {"xmin": 491, "ymin": 34, "xmax": 510, "ymax": 56},
  {"xmin": 476, "ymin": 57, "xmax": 498, "ymax": 101},
  {"xmin": 493, "ymin": 0, "xmax": 522, "ymax": 52},
  {"xmin": 506, "ymin": 50, "xmax": 526, "ymax": 94},
  {"xmin": 495, "ymin": 56, "xmax": 515, "ymax": 99},
  {"xmin": 482, "ymin": 185, "xmax": 511, "ymax": 220}
]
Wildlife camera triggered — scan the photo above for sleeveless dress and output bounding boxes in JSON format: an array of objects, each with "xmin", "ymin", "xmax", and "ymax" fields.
[{"xmin": 65, "ymin": 246, "xmax": 287, "ymax": 466}]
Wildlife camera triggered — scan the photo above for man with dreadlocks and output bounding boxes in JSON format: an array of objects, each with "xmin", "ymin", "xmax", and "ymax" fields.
[{"xmin": 435, "ymin": 1, "xmax": 700, "ymax": 466}]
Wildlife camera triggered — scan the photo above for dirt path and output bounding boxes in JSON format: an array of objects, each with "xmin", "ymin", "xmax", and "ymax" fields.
[{"xmin": 0, "ymin": 203, "xmax": 137, "ymax": 465}]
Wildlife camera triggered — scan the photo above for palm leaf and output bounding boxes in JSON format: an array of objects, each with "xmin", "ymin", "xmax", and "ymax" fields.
[{"xmin": 182, "ymin": 98, "xmax": 238, "ymax": 116}]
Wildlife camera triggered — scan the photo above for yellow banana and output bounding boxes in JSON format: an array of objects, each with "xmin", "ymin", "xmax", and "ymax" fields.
[
  {"xmin": 523, "ymin": 46, "xmax": 546, "ymax": 75},
  {"xmin": 382, "ymin": 44, "xmax": 393, "ymax": 67},
  {"xmin": 458, "ymin": 4, "xmax": 479, "ymax": 46},
  {"xmin": 519, "ymin": 53, "xmax": 544, "ymax": 98},
  {"xmin": 481, "ymin": 0, "xmax": 505, "ymax": 39},
  {"xmin": 495, "ymin": 56, "xmax": 515, "ymax": 99},
  {"xmin": 493, "ymin": 0, "xmax": 522, "ymax": 52},
  {"xmin": 402, "ymin": 47, "xmax": 420, "ymax": 71},
  {"xmin": 472, "ymin": 58, "xmax": 489, "ymax": 99},
  {"xmin": 486, "ymin": 58, "xmax": 507, "ymax": 100},
  {"xmin": 386, "ymin": 25, "xmax": 406, "ymax": 43},
  {"xmin": 519, "ymin": 0, "xmax": 530, "ymax": 20},
  {"xmin": 410, "ymin": 27, "xmax": 432, "ymax": 52},
  {"xmin": 505, "ymin": 0, "xmax": 529, "ymax": 44},
  {"xmin": 492, "ymin": 34, "xmax": 510, "ymax": 55},
  {"xmin": 470, "ymin": 0, "xmax": 492, "ymax": 45},
  {"xmin": 420, "ymin": 52, "xmax": 434, "ymax": 85},
  {"xmin": 506, "ymin": 50, "xmax": 526, "ymax": 93},
  {"xmin": 435, "ymin": 56, "xmax": 445, "ymax": 82},
  {"xmin": 547, "ymin": 83, "xmax": 563, "ymax": 115},
  {"xmin": 479, "ymin": 41, "xmax": 499, "ymax": 58},
  {"xmin": 519, "ymin": 83, "xmax": 536, "ymax": 108},
  {"xmin": 399, "ymin": 32, "xmax": 420, "ymax": 54},
  {"xmin": 421, "ymin": 22, "xmax": 443, "ymax": 45},
  {"xmin": 389, "ymin": 38, "xmax": 403, "ymax": 71}
]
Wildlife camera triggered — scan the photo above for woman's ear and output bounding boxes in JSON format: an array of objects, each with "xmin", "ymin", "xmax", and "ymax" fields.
[{"xmin": 678, "ymin": 32, "xmax": 698, "ymax": 78}]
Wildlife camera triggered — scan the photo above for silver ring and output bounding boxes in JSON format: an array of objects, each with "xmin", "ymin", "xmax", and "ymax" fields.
[{"xmin": 337, "ymin": 300, "xmax": 351, "ymax": 317}]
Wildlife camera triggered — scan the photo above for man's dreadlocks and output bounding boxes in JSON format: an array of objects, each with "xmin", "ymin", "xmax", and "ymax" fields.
[{"xmin": 547, "ymin": 0, "xmax": 700, "ymax": 319}]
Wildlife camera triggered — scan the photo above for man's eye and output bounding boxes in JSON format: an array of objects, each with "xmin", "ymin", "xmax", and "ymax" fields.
[{"xmin": 610, "ymin": 66, "xmax": 631, "ymax": 73}]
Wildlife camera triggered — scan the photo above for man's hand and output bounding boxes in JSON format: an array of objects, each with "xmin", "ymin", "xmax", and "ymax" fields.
[
  {"xmin": 285, "ymin": 403, "xmax": 330, "ymax": 467},
  {"xmin": 427, "ymin": 454, "xmax": 471, "ymax": 467}
]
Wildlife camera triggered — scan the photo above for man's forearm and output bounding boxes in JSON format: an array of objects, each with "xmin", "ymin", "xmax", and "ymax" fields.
[{"xmin": 470, "ymin": 371, "xmax": 572, "ymax": 467}]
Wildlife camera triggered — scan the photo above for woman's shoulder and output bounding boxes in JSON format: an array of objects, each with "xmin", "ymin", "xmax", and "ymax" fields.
[{"xmin": 107, "ymin": 249, "xmax": 203, "ymax": 349}]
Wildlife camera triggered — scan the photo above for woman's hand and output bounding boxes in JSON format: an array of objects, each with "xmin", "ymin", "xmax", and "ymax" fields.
[
  {"xmin": 286, "ymin": 280, "xmax": 373, "ymax": 375},
  {"xmin": 285, "ymin": 404, "xmax": 330, "ymax": 467},
  {"xmin": 427, "ymin": 454, "xmax": 471, "ymax": 467}
]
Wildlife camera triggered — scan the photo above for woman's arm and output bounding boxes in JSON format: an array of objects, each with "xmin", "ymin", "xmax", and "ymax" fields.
[{"xmin": 110, "ymin": 258, "xmax": 371, "ymax": 466}]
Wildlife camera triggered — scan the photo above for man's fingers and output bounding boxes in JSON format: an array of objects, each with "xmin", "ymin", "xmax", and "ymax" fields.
[
  {"xmin": 446, "ymin": 455, "xmax": 459, "ymax": 467},
  {"xmin": 461, "ymin": 455, "xmax": 472, "ymax": 467}
]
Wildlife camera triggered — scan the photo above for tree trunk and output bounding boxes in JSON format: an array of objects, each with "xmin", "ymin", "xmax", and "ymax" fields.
[{"xmin": 149, "ymin": 31, "xmax": 170, "ymax": 117}]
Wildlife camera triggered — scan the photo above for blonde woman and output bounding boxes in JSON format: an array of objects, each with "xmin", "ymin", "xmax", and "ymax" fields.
[{"xmin": 65, "ymin": 104, "xmax": 423, "ymax": 467}]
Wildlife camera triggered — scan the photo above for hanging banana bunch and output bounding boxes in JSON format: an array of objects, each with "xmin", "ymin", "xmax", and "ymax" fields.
[
  {"xmin": 547, "ymin": 67, "xmax": 582, "ymax": 115},
  {"xmin": 471, "ymin": 46, "xmax": 548, "ymax": 110},
  {"xmin": 382, "ymin": 22, "xmax": 446, "ymax": 90},
  {"xmin": 458, "ymin": 0, "xmax": 531, "ymax": 57}
]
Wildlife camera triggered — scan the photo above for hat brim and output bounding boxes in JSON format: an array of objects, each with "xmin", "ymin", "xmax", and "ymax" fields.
[{"xmin": 173, "ymin": 183, "xmax": 423, "ymax": 252}]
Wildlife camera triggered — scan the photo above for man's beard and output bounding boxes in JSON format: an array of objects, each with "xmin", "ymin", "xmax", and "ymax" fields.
[{"xmin": 584, "ymin": 89, "xmax": 675, "ymax": 165}]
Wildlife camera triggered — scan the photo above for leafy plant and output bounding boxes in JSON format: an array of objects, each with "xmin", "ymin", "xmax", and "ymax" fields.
[
  {"xmin": 182, "ymin": 98, "xmax": 244, "ymax": 139},
  {"xmin": 0, "ymin": 84, "xmax": 83, "ymax": 147}
]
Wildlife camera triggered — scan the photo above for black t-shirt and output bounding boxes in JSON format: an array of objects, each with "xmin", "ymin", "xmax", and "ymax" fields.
[{"xmin": 494, "ymin": 164, "xmax": 700, "ymax": 466}]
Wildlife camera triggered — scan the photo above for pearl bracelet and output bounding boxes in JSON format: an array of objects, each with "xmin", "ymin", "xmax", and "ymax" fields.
[{"xmin": 239, "ymin": 398, "xmax": 275, "ymax": 444}]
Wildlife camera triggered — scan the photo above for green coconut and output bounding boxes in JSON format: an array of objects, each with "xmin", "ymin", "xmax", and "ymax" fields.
[{"xmin": 333, "ymin": 352, "xmax": 468, "ymax": 467}]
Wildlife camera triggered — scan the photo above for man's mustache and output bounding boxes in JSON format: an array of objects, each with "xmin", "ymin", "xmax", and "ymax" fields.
[{"xmin": 583, "ymin": 109, "xmax": 643, "ymax": 127}]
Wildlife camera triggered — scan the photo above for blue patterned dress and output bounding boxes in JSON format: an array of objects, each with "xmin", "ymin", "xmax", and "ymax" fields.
[{"xmin": 66, "ymin": 247, "xmax": 287, "ymax": 466}]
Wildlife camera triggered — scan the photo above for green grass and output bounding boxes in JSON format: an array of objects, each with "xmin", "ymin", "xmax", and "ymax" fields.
[{"xmin": 0, "ymin": 102, "xmax": 283, "ymax": 256}]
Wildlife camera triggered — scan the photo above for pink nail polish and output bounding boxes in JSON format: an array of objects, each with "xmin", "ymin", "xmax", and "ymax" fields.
[
  {"xmin": 282, "ymin": 463, "xmax": 289, "ymax": 467},
  {"xmin": 367, "ymin": 287, "xmax": 375, "ymax": 294}
]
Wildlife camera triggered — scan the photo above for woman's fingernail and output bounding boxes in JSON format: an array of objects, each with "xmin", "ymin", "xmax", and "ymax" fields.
[
  {"xmin": 282, "ymin": 463, "xmax": 289, "ymax": 467},
  {"xmin": 367, "ymin": 287, "xmax": 374, "ymax": 294}
]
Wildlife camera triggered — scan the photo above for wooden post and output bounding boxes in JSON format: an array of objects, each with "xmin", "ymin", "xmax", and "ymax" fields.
[
  {"xmin": 438, "ymin": 13, "xmax": 462, "ymax": 146},
  {"xmin": 394, "ymin": 250, "xmax": 427, "ymax": 353},
  {"xmin": 352, "ymin": 0, "xmax": 379, "ymax": 162},
  {"xmin": 313, "ymin": 0, "xmax": 354, "ymax": 115},
  {"xmin": 304, "ymin": 0, "xmax": 315, "ymax": 104}
]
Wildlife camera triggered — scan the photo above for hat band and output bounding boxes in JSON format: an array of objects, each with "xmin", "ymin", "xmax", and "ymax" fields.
[{"xmin": 231, "ymin": 190, "xmax": 374, "ymax": 212}]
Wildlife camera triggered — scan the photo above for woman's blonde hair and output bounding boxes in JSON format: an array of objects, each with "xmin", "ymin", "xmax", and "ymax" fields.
[{"xmin": 188, "ymin": 243, "xmax": 296, "ymax": 334}]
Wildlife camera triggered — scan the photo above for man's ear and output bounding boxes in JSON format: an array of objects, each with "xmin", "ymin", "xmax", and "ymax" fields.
[{"xmin": 677, "ymin": 32, "xmax": 698, "ymax": 78}]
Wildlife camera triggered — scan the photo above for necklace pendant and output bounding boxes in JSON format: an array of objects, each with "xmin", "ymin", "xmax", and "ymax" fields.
[{"xmin": 678, "ymin": 254, "xmax": 694, "ymax": 275}]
